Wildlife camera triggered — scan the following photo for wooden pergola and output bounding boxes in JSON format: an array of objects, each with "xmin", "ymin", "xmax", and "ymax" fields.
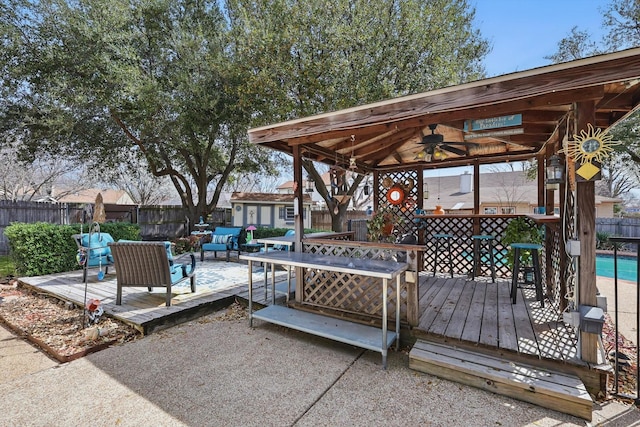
[{"xmin": 248, "ymin": 48, "xmax": 640, "ymax": 366}]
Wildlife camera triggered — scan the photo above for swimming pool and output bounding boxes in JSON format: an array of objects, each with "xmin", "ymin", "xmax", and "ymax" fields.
[{"xmin": 596, "ymin": 254, "xmax": 639, "ymax": 282}]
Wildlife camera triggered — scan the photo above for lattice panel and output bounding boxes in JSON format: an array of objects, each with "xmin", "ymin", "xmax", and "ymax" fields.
[
  {"xmin": 547, "ymin": 224, "xmax": 562, "ymax": 314},
  {"xmin": 301, "ymin": 267, "xmax": 407, "ymax": 322},
  {"xmin": 563, "ymin": 189, "xmax": 577, "ymax": 312},
  {"xmin": 377, "ymin": 170, "xmax": 419, "ymax": 237},
  {"xmin": 303, "ymin": 242, "xmax": 412, "ymax": 323},
  {"xmin": 422, "ymin": 216, "xmax": 474, "ymax": 276},
  {"xmin": 479, "ymin": 215, "xmax": 513, "ymax": 278}
]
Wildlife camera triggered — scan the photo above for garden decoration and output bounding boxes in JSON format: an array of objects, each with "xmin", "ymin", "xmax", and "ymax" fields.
[
  {"xmin": 562, "ymin": 123, "xmax": 620, "ymax": 186},
  {"xmin": 85, "ymin": 298, "xmax": 103, "ymax": 326},
  {"xmin": 76, "ymin": 249, "xmax": 86, "ymax": 267},
  {"xmin": 246, "ymin": 225, "xmax": 257, "ymax": 243},
  {"xmin": 97, "ymin": 256, "xmax": 104, "ymax": 281}
]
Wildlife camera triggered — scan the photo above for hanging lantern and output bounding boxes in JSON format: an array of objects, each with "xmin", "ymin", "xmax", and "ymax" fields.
[
  {"xmin": 545, "ymin": 154, "xmax": 564, "ymax": 190},
  {"xmin": 423, "ymin": 182, "xmax": 429, "ymax": 199},
  {"xmin": 305, "ymin": 177, "xmax": 315, "ymax": 193}
]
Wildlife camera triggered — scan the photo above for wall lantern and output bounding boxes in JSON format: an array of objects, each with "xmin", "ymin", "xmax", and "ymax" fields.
[
  {"xmin": 545, "ymin": 154, "xmax": 564, "ymax": 190},
  {"xmin": 305, "ymin": 177, "xmax": 315, "ymax": 193}
]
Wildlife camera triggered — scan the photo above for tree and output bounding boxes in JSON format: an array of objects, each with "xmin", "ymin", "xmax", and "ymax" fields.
[
  {"xmin": 227, "ymin": 0, "xmax": 490, "ymax": 230},
  {"xmin": 0, "ymin": 138, "xmax": 97, "ymax": 201},
  {"xmin": 105, "ymin": 153, "xmax": 176, "ymax": 205},
  {"xmin": 546, "ymin": 1, "xmax": 640, "ymax": 202},
  {"xmin": 603, "ymin": 0, "xmax": 640, "ymax": 51},
  {"xmin": 0, "ymin": 0, "xmax": 277, "ymax": 223},
  {"xmin": 544, "ymin": 26, "xmax": 601, "ymax": 64}
]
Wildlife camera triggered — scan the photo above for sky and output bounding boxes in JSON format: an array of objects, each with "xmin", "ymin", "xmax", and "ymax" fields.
[
  {"xmin": 427, "ymin": 0, "xmax": 612, "ymax": 177},
  {"xmin": 474, "ymin": 0, "xmax": 611, "ymax": 77}
]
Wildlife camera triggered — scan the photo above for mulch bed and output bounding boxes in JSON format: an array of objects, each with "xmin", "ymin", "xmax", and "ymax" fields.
[{"xmin": 0, "ymin": 279, "xmax": 142, "ymax": 362}]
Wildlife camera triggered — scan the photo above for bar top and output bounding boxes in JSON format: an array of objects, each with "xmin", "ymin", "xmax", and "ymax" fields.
[{"xmin": 240, "ymin": 250, "xmax": 408, "ymax": 280}]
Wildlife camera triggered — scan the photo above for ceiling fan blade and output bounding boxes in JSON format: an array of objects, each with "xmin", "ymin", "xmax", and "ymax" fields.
[{"xmin": 440, "ymin": 145, "xmax": 468, "ymax": 156}]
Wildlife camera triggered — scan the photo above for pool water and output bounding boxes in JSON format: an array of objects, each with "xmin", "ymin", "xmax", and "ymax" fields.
[{"xmin": 596, "ymin": 255, "xmax": 638, "ymax": 282}]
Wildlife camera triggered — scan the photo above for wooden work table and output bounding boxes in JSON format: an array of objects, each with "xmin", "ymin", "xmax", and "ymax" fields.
[{"xmin": 239, "ymin": 250, "xmax": 408, "ymax": 369}]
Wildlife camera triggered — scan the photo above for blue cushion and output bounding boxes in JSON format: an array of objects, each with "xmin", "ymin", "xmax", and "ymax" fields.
[
  {"xmin": 163, "ymin": 241, "xmax": 174, "ymax": 265},
  {"xmin": 211, "ymin": 234, "xmax": 232, "ymax": 244},
  {"xmin": 81, "ymin": 233, "xmax": 114, "ymax": 258},
  {"xmin": 169, "ymin": 264, "xmax": 183, "ymax": 283}
]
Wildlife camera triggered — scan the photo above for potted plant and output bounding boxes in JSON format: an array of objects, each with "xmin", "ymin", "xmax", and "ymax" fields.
[
  {"xmin": 367, "ymin": 207, "xmax": 399, "ymax": 242},
  {"xmin": 501, "ymin": 217, "xmax": 543, "ymax": 276}
]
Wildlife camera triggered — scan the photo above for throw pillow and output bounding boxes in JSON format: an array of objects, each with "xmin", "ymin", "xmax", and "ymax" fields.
[{"xmin": 211, "ymin": 234, "xmax": 232, "ymax": 244}]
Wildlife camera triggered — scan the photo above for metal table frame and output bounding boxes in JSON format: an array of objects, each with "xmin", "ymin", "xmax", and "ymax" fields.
[{"xmin": 239, "ymin": 250, "xmax": 407, "ymax": 368}]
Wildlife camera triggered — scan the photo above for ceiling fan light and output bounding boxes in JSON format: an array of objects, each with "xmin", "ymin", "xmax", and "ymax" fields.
[{"xmin": 433, "ymin": 148, "xmax": 447, "ymax": 160}]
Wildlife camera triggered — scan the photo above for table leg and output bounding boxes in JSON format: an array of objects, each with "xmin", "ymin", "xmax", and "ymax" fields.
[
  {"xmin": 263, "ymin": 243, "xmax": 269, "ymax": 301},
  {"xmin": 382, "ymin": 277, "xmax": 388, "ymax": 369},
  {"xmin": 396, "ymin": 275, "xmax": 401, "ymax": 352},
  {"xmin": 271, "ymin": 262, "xmax": 276, "ymax": 305},
  {"xmin": 248, "ymin": 260, "xmax": 253, "ymax": 327}
]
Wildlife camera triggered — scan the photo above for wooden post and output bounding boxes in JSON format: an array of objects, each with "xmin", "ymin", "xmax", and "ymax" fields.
[
  {"xmin": 292, "ymin": 145, "xmax": 304, "ymax": 303},
  {"xmin": 576, "ymin": 101, "xmax": 598, "ymax": 363}
]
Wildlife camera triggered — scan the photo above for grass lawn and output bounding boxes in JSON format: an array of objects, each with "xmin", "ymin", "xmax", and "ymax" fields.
[{"xmin": 0, "ymin": 255, "xmax": 16, "ymax": 278}]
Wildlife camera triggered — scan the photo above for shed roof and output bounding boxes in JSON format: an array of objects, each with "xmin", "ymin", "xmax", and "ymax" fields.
[
  {"xmin": 248, "ymin": 48, "xmax": 640, "ymax": 172},
  {"xmin": 230, "ymin": 192, "xmax": 313, "ymax": 203}
]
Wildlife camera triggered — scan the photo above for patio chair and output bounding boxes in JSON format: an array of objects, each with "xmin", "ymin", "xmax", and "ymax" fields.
[{"xmin": 108, "ymin": 241, "xmax": 196, "ymax": 307}]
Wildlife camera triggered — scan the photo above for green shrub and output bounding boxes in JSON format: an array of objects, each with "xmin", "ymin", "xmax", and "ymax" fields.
[
  {"xmin": 5, "ymin": 222, "xmax": 78, "ymax": 276},
  {"xmin": 0, "ymin": 255, "xmax": 16, "ymax": 278},
  {"xmin": 5, "ymin": 222, "xmax": 141, "ymax": 277}
]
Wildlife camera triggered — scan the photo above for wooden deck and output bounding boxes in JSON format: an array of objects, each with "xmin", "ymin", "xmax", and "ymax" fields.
[
  {"xmin": 414, "ymin": 273, "xmax": 583, "ymax": 366},
  {"xmin": 18, "ymin": 258, "xmax": 287, "ymax": 335}
]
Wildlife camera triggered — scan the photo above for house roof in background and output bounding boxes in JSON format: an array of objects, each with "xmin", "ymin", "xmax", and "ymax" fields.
[
  {"xmin": 423, "ymin": 170, "xmax": 621, "ymax": 211},
  {"xmin": 56, "ymin": 188, "xmax": 134, "ymax": 205},
  {"xmin": 231, "ymin": 192, "xmax": 313, "ymax": 203}
]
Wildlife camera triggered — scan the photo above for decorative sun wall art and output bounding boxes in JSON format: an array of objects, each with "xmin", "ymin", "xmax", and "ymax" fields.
[{"xmin": 564, "ymin": 123, "xmax": 619, "ymax": 181}]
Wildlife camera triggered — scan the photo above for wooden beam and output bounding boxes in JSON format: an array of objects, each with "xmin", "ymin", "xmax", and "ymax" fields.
[
  {"xmin": 576, "ymin": 100, "xmax": 598, "ymax": 364},
  {"xmin": 250, "ymin": 83, "xmax": 607, "ymax": 146}
]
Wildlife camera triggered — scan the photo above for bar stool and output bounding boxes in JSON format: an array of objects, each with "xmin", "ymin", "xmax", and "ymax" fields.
[
  {"xmin": 432, "ymin": 233, "xmax": 454, "ymax": 277},
  {"xmin": 510, "ymin": 243, "xmax": 544, "ymax": 307},
  {"xmin": 471, "ymin": 234, "xmax": 496, "ymax": 283}
]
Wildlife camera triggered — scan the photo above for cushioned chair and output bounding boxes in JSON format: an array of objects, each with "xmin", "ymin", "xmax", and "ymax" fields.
[
  {"xmin": 108, "ymin": 241, "xmax": 196, "ymax": 307},
  {"xmin": 72, "ymin": 233, "xmax": 115, "ymax": 281},
  {"xmin": 200, "ymin": 226, "xmax": 244, "ymax": 261}
]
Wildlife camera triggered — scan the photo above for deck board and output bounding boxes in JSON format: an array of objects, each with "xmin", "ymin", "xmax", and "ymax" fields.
[
  {"xmin": 497, "ymin": 281, "xmax": 518, "ymax": 351},
  {"xmin": 479, "ymin": 281, "xmax": 499, "ymax": 347},
  {"xmin": 460, "ymin": 280, "xmax": 486, "ymax": 343},
  {"xmin": 429, "ymin": 278, "xmax": 465, "ymax": 336},
  {"xmin": 17, "ymin": 260, "xmax": 286, "ymax": 334},
  {"xmin": 417, "ymin": 273, "xmax": 579, "ymax": 364},
  {"xmin": 444, "ymin": 279, "xmax": 474, "ymax": 340}
]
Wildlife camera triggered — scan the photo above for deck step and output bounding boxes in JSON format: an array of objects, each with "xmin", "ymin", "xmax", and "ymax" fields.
[
  {"xmin": 252, "ymin": 305, "xmax": 397, "ymax": 353},
  {"xmin": 409, "ymin": 340, "xmax": 593, "ymax": 421}
]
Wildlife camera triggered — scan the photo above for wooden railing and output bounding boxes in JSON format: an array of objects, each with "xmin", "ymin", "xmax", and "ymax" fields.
[{"xmin": 296, "ymin": 214, "xmax": 564, "ymax": 329}]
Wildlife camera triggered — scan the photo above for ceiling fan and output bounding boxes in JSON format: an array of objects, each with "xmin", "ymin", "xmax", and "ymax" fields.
[{"xmin": 418, "ymin": 124, "xmax": 476, "ymax": 157}]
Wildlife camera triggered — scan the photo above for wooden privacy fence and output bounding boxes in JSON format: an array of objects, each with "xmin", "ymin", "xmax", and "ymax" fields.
[
  {"xmin": 0, "ymin": 200, "xmax": 231, "ymax": 255},
  {"xmin": 596, "ymin": 217, "xmax": 640, "ymax": 248},
  {"xmin": 311, "ymin": 210, "xmax": 369, "ymax": 231}
]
